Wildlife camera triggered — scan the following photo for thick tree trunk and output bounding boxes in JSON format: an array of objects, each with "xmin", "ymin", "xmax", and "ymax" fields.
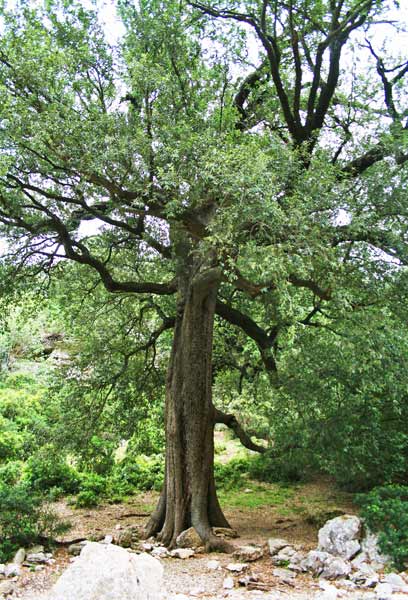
[{"xmin": 145, "ymin": 261, "xmax": 233, "ymax": 552}]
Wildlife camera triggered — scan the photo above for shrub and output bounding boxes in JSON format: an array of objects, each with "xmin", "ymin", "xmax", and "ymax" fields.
[
  {"xmin": 0, "ymin": 460, "xmax": 23, "ymax": 485},
  {"xmin": 248, "ymin": 451, "xmax": 304, "ymax": 484},
  {"xmin": 214, "ymin": 458, "xmax": 251, "ymax": 490},
  {"xmin": 111, "ymin": 454, "xmax": 164, "ymax": 493},
  {"xmin": 0, "ymin": 483, "xmax": 70, "ymax": 562},
  {"xmin": 24, "ymin": 447, "xmax": 80, "ymax": 494},
  {"xmin": 357, "ymin": 485, "xmax": 408, "ymax": 570},
  {"xmin": 75, "ymin": 490, "xmax": 100, "ymax": 508},
  {"xmin": 78, "ymin": 435, "xmax": 116, "ymax": 476}
]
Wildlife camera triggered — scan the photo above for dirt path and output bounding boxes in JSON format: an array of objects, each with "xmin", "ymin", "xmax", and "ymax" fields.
[{"xmin": 9, "ymin": 480, "xmax": 369, "ymax": 600}]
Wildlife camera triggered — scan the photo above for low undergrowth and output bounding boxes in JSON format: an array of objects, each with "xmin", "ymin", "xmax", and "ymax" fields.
[{"xmin": 356, "ymin": 485, "xmax": 408, "ymax": 571}]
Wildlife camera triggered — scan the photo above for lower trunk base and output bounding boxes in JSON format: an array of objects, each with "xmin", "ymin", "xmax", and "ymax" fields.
[{"xmin": 145, "ymin": 486, "xmax": 235, "ymax": 553}]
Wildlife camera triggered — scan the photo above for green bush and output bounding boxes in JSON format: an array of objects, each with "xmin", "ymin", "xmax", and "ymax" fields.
[
  {"xmin": 0, "ymin": 483, "xmax": 70, "ymax": 562},
  {"xmin": 357, "ymin": 485, "xmax": 408, "ymax": 570},
  {"xmin": 75, "ymin": 490, "xmax": 100, "ymax": 508},
  {"xmin": 78, "ymin": 435, "xmax": 116, "ymax": 476},
  {"xmin": 214, "ymin": 458, "xmax": 251, "ymax": 490},
  {"xmin": 0, "ymin": 460, "xmax": 23, "ymax": 485},
  {"xmin": 111, "ymin": 454, "xmax": 164, "ymax": 493},
  {"xmin": 24, "ymin": 447, "xmax": 80, "ymax": 494},
  {"xmin": 74, "ymin": 472, "xmax": 108, "ymax": 508},
  {"xmin": 248, "ymin": 451, "xmax": 304, "ymax": 484}
]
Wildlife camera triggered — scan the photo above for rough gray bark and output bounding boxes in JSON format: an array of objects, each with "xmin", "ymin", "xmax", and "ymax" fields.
[{"xmin": 145, "ymin": 258, "xmax": 233, "ymax": 552}]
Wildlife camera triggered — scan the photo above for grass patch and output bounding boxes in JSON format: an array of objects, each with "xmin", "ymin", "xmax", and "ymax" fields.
[{"xmin": 218, "ymin": 483, "xmax": 295, "ymax": 510}]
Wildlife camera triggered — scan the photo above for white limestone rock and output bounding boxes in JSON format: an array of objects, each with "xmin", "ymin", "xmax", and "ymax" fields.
[
  {"xmin": 267, "ymin": 538, "xmax": 291, "ymax": 556},
  {"xmin": 361, "ymin": 531, "xmax": 391, "ymax": 569},
  {"xmin": 46, "ymin": 542, "xmax": 163, "ymax": 600},
  {"xmin": 12, "ymin": 549, "xmax": 26, "ymax": 566},
  {"xmin": 223, "ymin": 576, "xmax": 234, "ymax": 589},
  {"xmin": 320, "ymin": 556, "xmax": 351, "ymax": 580},
  {"xmin": 382, "ymin": 573, "xmax": 408, "ymax": 593},
  {"xmin": 271, "ymin": 545, "xmax": 297, "ymax": 565},
  {"xmin": 226, "ymin": 563, "xmax": 248, "ymax": 573},
  {"xmin": 169, "ymin": 548, "xmax": 195, "ymax": 559},
  {"xmin": 232, "ymin": 545, "xmax": 263, "ymax": 562},
  {"xmin": 350, "ymin": 565, "xmax": 379, "ymax": 588},
  {"xmin": 300, "ymin": 550, "xmax": 332, "ymax": 575},
  {"xmin": 5, "ymin": 563, "xmax": 21, "ymax": 578},
  {"xmin": 318, "ymin": 515, "xmax": 361, "ymax": 560},
  {"xmin": 375, "ymin": 582, "xmax": 394, "ymax": 599},
  {"xmin": 176, "ymin": 528, "xmax": 201, "ymax": 549},
  {"xmin": 288, "ymin": 550, "xmax": 308, "ymax": 571}
]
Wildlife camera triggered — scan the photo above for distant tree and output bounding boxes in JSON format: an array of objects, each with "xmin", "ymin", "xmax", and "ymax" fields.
[{"xmin": 0, "ymin": 0, "xmax": 407, "ymax": 550}]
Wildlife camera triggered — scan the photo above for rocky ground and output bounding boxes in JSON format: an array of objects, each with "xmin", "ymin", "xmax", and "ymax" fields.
[{"xmin": 1, "ymin": 486, "xmax": 407, "ymax": 600}]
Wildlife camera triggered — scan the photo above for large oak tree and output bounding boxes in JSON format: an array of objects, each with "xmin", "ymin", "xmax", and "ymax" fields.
[{"xmin": 0, "ymin": 0, "xmax": 407, "ymax": 550}]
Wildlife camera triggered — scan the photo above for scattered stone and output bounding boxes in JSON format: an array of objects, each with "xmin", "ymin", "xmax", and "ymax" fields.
[
  {"xmin": 382, "ymin": 573, "xmax": 408, "ymax": 592},
  {"xmin": 46, "ymin": 542, "xmax": 164, "ymax": 600},
  {"xmin": 232, "ymin": 546, "xmax": 263, "ymax": 562},
  {"xmin": 68, "ymin": 542, "xmax": 87, "ymax": 556},
  {"xmin": 0, "ymin": 580, "xmax": 15, "ymax": 597},
  {"xmin": 5, "ymin": 564, "xmax": 21, "ymax": 578},
  {"xmin": 226, "ymin": 563, "xmax": 248, "ymax": 573},
  {"xmin": 169, "ymin": 548, "xmax": 195, "ymax": 559},
  {"xmin": 300, "ymin": 551, "xmax": 333, "ymax": 575},
  {"xmin": 115, "ymin": 524, "xmax": 122, "ymax": 530},
  {"xmin": 361, "ymin": 531, "xmax": 391, "ymax": 569},
  {"xmin": 271, "ymin": 545, "xmax": 297, "ymax": 565},
  {"xmin": 288, "ymin": 551, "xmax": 308, "ymax": 571},
  {"xmin": 223, "ymin": 577, "xmax": 234, "ymax": 590},
  {"xmin": 320, "ymin": 556, "xmax": 351, "ymax": 580},
  {"xmin": 151, "ymin": 546, "xmax": 168, "ymax": 558},
  {"xmin": 207, "ymin": 560, "xmax": 221, "ymax": 570},
  {"xmin": 272, "ymin": 567, "xmax": 297, "ymax": 580},
  {"xmin": 141, "ymin": 543, "xmax": 154, "ymax": 553},
  {"xmin": 0, "ymin": 565, "xmax": 5, "ymax": 577},
  {"xmin": 351, "ymin": 567, "xmax": 379, "ymax": 588},
  {"xmin": 25, "ymin": 552, "xmax": 51, "ymax": 564},
  {"xmin": 115, "ymin": 525, "xmax": 140, "ymax": 549},
  {"xmin": 176, "ymin": 528, "xmax": 202, "ymax": 549},
  {"xmin": 12, "ymin": 549, "xmax": 25, "ymax": 566},
  {"xmin": 213, "ymin": 527, "xmax": 238, "ymax": 539},
  {"xmin": 317, "ymin": 580, "xmax": 339, "ymax": 600},
  {"xmin": 318, "ymin": 515, "xmax": 361, "ymax": 560},
  {"xmin": 267, "ymin": 538, "xmax": 290, "ymax": 556},
  {"xmin": 238, "ymin": 573, "xmax": 260, "ymax": 587},
  {"xmin": 375, "ymin": 582, "xmax": 394, "ymax": 599}
]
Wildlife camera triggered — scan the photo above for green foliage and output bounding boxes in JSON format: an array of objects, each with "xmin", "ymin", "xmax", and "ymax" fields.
[
  {"xmin": 24, "ymin": 447, "xmax": 80, "ymax": 494},
  {"xmin": 78, "ymin": 435, "xmax": 116, "ymax": 476},
  {"xmin": 75, "ymin": 471, "xmax": 107, "ymax": 507},
  {"xmin": 0, "ymin": 460, "xmax": 23, "ymax": 485},
  {"xmin": 214, "ymin": 457, "xmax": 251, "ymax": 490},
  {"xmin": 357, "ymin": 485, "xmax": 408, "ymax": 570},
  {"xmin": 249, "ymin": 451, "xmax": 304, "ymax": 483},
  {"xmin": 111, "ymin": 454, "xmax": 164, "ymax": 494},
  {"xmin": 0, "ymin": 483, "xmax": 70, "ymax": 562}
]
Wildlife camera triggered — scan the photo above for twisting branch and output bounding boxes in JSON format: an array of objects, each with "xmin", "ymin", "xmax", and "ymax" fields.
[{"xmin": 213, "ymin": 408, "xmax": 266, "ymax": 453}]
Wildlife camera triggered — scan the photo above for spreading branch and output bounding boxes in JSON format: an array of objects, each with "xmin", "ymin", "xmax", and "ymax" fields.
[{"xmin": 214, "ymin": 408, "xmax": 266, "ymax": 453}]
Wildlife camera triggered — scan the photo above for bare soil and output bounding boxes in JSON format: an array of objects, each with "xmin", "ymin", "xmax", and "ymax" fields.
[{"xmin": 11, "ymin": 479, "xmax": 363, "ymax": 600}]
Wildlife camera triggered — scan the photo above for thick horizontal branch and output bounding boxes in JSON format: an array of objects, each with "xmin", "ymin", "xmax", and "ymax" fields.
[
  {"xmin": 215, "ymin": 299, "xmax": 278, "ymax": 372},
  {"xmin": 214, "ymin": 408, "xmax": 266, "ymax": 453}
]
